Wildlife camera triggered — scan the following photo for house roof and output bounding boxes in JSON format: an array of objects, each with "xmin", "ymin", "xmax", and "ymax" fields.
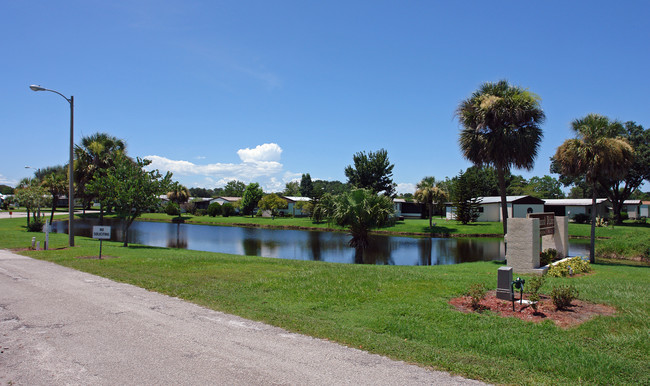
[
  {"xmin": 623, "ymin": 200, "xmax": 642, "ymax": 205},
  {"xmin": 213, "ymin": 196, "xmax": 241, "ymax": 202},
  {"xmin": 477, "ymin": 196, "xmax": 545, "ymax": 204},
  {"xmin": 282, "ymin": 196, "xmax": 311, "ymax": 202},
  {"xmin": 543, "ymin": 198, "xmax": 609, "ymax": 206}
]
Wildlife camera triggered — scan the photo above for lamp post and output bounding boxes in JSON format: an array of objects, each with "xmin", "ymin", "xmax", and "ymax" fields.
[{"xmin": 29, "ymin": 85, "xmax": 75, "ymax": 247}]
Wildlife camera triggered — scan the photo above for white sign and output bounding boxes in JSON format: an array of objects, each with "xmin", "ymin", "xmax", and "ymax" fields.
[{"xmin": 92, "ymin": 226, "xmax": 111, "ymax": 240}]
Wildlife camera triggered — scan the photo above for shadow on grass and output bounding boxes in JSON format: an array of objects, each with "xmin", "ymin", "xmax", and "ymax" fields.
[{"xmin": 595, "ymin": 259, "xmax": 650, "ymax": 268}]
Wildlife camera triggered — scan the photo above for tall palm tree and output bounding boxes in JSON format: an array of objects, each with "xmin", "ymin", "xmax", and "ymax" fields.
[
  {"xmin": 553, "ymin": 114, "xmax": 634, "ymax": 263},
  {"xmin": 330, "ymin": 189, "xmax": 394, "ymax": 254},
  {"xmin": 167, "ymin": 183, "xmax": 190, "ymax": 221},
  {"xmin": 75, "ymin": 133, "xmax": 126, "ymax": 219},
  {"xmin": 414, "ymin": 177, "xmax": 448, "ymax": 229},
  {"xmin": 456, "ymin": 80, "xmax": 545, "ymax": 234}
]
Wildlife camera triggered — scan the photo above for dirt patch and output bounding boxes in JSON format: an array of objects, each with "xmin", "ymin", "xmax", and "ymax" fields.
[
  {"xmin": 74, "ymin": 255, "xmax": 119, "ymax": 260},
  {"xmin": 449, "ymin": 290, "xmax": 616, "ymax": 328}
]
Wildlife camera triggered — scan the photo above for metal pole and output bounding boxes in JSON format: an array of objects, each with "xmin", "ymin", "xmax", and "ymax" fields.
[{"xmin": 69, "ymin": 95, "xmax": 75, "ymax": 247}]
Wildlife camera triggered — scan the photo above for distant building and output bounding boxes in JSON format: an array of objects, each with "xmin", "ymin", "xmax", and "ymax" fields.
[
  {"xmin": 446, "ymin": 196, "xmax": 545, "ymax": 222},
  {"xmin": 543, "ymin": 198, "xmax": 611, "ymax": 219},
  {"xmin": 279, "ymin": 196, "xmax": 311, "ymax": 217},
  {"xmin": 393, "ymin": 198, "xmax": 425, "ymax": 219}
]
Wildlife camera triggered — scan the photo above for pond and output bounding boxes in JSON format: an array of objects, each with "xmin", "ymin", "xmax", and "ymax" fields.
[{"xmin": 51, "ymin": 219, "xmax": 590, "ymax": 266}]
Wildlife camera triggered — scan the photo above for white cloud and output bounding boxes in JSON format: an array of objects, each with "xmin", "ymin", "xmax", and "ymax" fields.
[
  {"xmin": 0, "ymin": 174, "xmax": 17, "ymax": 187},
  {"xmin": 237, "ymin": 143, "xmax": 282, "ymax": 162},
  {"xmin": 144, "ymin": 143, "xmax": 296, "ymax": 192},
  {"xmin": 396, "ymin": 182, "xmax": 416, "ymax": 195}
]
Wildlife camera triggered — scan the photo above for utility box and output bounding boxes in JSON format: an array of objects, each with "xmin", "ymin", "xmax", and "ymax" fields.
[{"xmin": 497, "ymin": 266, "xmax": 513, "ymax": 301}]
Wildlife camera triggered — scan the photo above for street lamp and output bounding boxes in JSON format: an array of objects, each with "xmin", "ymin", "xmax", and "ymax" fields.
[{"xmin": 29, "ymin": 84, "xmax": 75, "ymax": 247}]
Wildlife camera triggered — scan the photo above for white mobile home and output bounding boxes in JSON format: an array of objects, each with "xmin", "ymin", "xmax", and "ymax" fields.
[
  {"xmin": 446, "ymin": 196, "xmax": 545, "ymax": 222},
  {"xmin": 543, "ymin": 198, "xmax": 610, "ymax": 220}
]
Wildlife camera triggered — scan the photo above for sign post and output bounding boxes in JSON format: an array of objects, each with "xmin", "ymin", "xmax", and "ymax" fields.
[{"xmin": 92, "ymin": 226, "xmax": 111, "ymax": 259}]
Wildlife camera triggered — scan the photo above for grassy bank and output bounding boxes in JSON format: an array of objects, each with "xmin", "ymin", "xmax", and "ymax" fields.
[
  {"xmin": 138, "ymin": 212, "xmax": 506, "ymax": 236},
  {"xmin": 1, "ymin": 218, "xmax": 648, "ymax": 385}
]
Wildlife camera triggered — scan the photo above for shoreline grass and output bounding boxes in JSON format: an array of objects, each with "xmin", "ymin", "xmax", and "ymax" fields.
[{"xmin": 1, "ymin": 217, "xmax": 648, "ymax": 385}]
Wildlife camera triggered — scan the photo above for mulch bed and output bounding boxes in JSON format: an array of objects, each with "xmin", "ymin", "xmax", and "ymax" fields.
[{"xmin": 449, "ymin": 290, "xmax": 616, "ymax": 328}]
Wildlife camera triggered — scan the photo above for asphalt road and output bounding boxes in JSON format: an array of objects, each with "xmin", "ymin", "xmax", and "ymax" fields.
[{"xmin": 0, "ymin": 249, "xmax": 485, "ymax": 385}]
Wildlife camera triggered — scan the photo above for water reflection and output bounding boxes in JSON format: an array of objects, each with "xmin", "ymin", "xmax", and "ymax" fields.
[{"xmin": 51, "ymin": 218, "xmax": 588, "ymax": 266}]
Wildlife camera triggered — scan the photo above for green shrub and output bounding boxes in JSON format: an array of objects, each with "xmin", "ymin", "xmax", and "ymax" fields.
[
  {"xmin": 182, "ymin": 202, "xmax": 196, "ymax": 215},
  {"xmin": 195, "ymin": 209, "xmax": 206, "ymax": 216},
  {"xmin": 550, "ymin": 285, "xmax": 579, "ymax": 310},
  {"xmin": 165, "ymin": 202, "xmax": 180, "ymax": 216},
  {"xmin": 572, "ymin": 213, "xmax": 590, "ymax": 224},
  {"xmin": 466, "ymin": 283, "xmax": 487, "ymax": 310},
  {"xmin": 527, "ymin": 275, "xmax": 545, "ymax": 313},
  {"xmin": 547, "ymin": 257, "xmax": 591, "ymax": 277},
  {"xmin": 527, "ymin": 275, "xmax": 546, "ymax": 295},
  {"xmin": 222, "ymin": 203, "xmax": 235, "ymax": 217},
  {"xmin": 207, "ymin": 202, "xmax": 221, "ymax": 217},
  {"xmin": 528, "ymin": 292, "xmax": 541, "ymax": 313},
  {"xmin": 27, "ymin": 216, "xmax": 45, "ymax": 232},
  {"xmin": 539, "ymin": 248, "xmax": 557, "ymax": 266}
]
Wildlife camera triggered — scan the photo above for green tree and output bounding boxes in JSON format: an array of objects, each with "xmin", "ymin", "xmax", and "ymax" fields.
[
  {"xmin": 457, "ymin": 80, "xmax": 545, "ymax": 234},
  {"xmin": 167, "ymin": 183, "xmax": 190, "ymax": 221},
  {"xmin": 88, "ymin": 156, "xmax": 172, "ymax": 247},
  {"xmin": 454, "ymin": 170, "xmax": 482, "ymax": 224},
  {"xmin": 282, "ymin": 181, "xmax": 301, "ymax": 196},
  {"xmin": 599, "ymin": 121, "xmax": 650, "ymax": 223},
  {"xmin": 526, "ymin": 175, "xmax": 564, "ymax": 199},
  {"xmin": 240, "ymin": 183, "xmax": 264, "ymax": 216},
  {"xmin": 207, "ymin": 202, "xmax": 222, "ymax": 217},
  {"xmin": 223, "ymin": 180, "xmax": 246, "ymax": 197},
  {"xmin": 15, "ymin": 180, "xmax": 48, "ymax": 227},
  {"xmin": 312, "ymin": 193, "xmax": 335, "ymax": 223},
  {"xmin": 300, "ymin": 173, "xmax": 314, "ymax": 198},
  {"xmin": 344, "ymin": 149, "xmax": 396, "ymax": 197},
  {"xmin": 74, "ymin": 132, "xmax": 127, "ymax": 218},
  {"xmin": 189, "ymin": 187, "xmax": 213, "ymax": 198},
  {"xmin": 40, "ymin": 165, "xmax": 68, "ymax": 224},
  {"xmin": 221, "ymin": 203, "xmax": 235, "ymax": 217},
  {"xmin": 552, "ymin": 114, "xmax": 634, "ymax": 262},
  {"xmin": 258, "ymin": 194, "xmax": 288, "ymax": 218},
  {"xmin": 0, "ymin": 185, "xmax": 14, "ymax": 195},
  {"xmin": 330, "ymin": 189, "xmax": 394, "ymax": 253},
  {"xmin": 414, "ymin": 177, "xmax": 448, "ymax": 229}
]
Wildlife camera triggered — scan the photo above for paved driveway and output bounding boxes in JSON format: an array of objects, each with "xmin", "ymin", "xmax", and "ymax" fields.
[{"xmin": 0, "ymin": 250, "xmax": 484, "ymax": 385}]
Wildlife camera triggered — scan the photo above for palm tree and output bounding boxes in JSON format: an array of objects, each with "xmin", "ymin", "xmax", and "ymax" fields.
[
  {"xmin": 553, "ymin": 114, "xmax": 634, "ymax": 263},
  {"xmin": 167, "ymin": 183, "xmax": 190, "ymax": 221},
  {"xmin": 330, "ymin": 189, "xmax": 394, "ymax": 256},
  {"xmin": 456, "ymin": 80, "xmax": 545, "ymax": 234},
  {"xmin": 414, "ymin": 177, "xmax": 448, "ymax": 229},
  {"xmin": 75, "ymin": 133, "xmax": 126, "ymax": 217},
  {"xmin": 41, "ymin": 166, "xmax": 68, "ymax": 224}
]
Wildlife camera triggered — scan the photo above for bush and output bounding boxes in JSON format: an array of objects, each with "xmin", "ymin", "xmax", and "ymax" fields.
[
  {"xmin": 466, "ymin": 283, "xmax": 487, "ymax": 310},
  {"xmin": 222, "ymin": 203, "xmax": 235, "ymax": 217},
  {"xmin": 27, "ymin": 216, "xmax": 45, "ymax": 232},
  {"xmin": 551, "ymin": 285, "xmax": 579, "ymax": 310},
  {"xmin": 572, "ymin": 213, "xmax": 590, "ymax": 224},
  {"xmin": 181, "ymin": 202, "xmax": 196, "ymax": 215},
  {"xmin": 547, "ymin": 257, "xmax": 591, "ymax": 277},
  {"xmin": 195, "ymin": 209, "xmax": 206, "ymax": 216},
  {"xmin": 165, "ymin": 202, "xmax": 180, "ymax": 216},
  {"xmin": 207, "ymin": 202, "xmax": 222, "ymax": 217},
  {"xmin": 539, "ymin": 248, "xmax": 558, "ymax": 266},
  {"xmin": 527, "ymin": 275, "xmax": 546, "ymax": 295}
]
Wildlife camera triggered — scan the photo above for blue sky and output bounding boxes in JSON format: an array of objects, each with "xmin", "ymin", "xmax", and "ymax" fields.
[{"xmin": 2, "ymin": 1, "xmax": 649, "ymax": 193}]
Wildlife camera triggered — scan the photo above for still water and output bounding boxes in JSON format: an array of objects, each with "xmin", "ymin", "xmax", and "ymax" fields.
[{"xmin": 52, "ymin": 219, "xmax": 589, "ymax": 266}]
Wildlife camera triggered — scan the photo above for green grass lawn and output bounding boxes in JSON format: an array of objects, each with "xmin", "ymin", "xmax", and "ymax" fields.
[{"xmin": 1, "ymin": 217, "xmax": 648, "ymax": 385}]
